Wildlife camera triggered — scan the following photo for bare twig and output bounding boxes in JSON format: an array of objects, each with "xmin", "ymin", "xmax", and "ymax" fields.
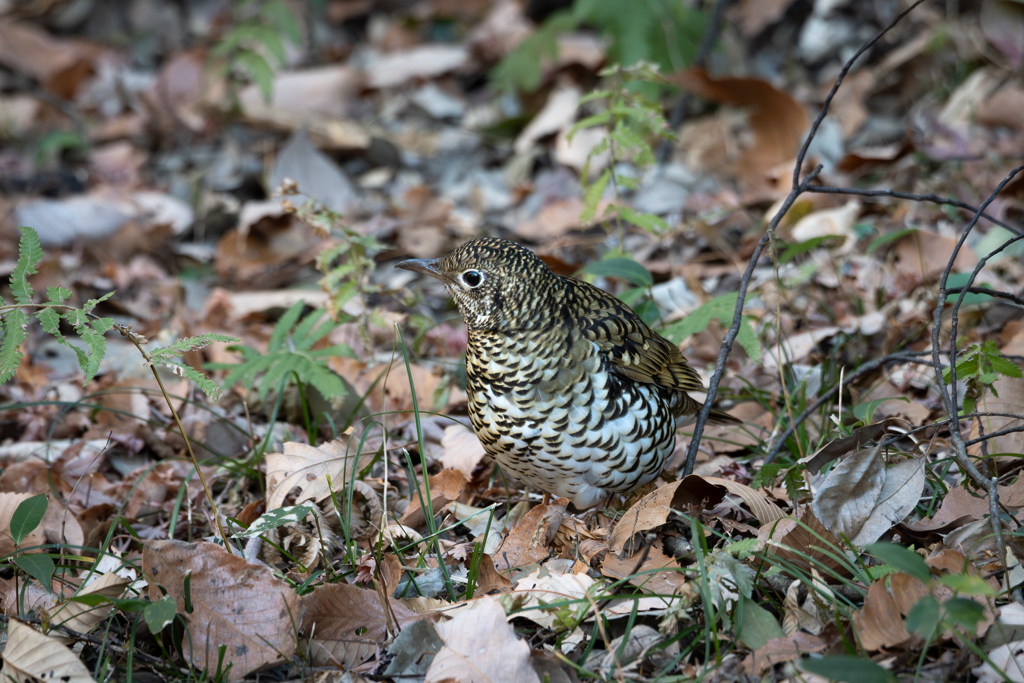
[
  {"xmin": 682, "ymin": 0, "xmax": 928, "ymax": 476},
  {"xmin": 805, "ymin": 185, "xmax": 1023, "ymax": 237},
  {"xmin": 932, "ymin": 165, "xmax": 1024, "ymax": 572},
  {"xmin": 763, "ymin": 351, "xmax": 936, "ymax": 464}
]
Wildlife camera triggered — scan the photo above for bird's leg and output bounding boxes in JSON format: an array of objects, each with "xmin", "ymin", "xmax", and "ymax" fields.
[{"xmin": 541, "ymin": 492, "xmax": 551, "ymax": 506}]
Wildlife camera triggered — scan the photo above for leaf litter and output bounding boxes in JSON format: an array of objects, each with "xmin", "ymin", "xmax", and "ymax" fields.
[{"xmin": 2, "ymin": 0, "xmax": 1024, "ymax": 681}]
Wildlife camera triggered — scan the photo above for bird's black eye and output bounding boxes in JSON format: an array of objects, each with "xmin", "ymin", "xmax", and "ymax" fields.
[{"xmin": 461, "ymin": 270, "xmax": 484, "ymax": 288}]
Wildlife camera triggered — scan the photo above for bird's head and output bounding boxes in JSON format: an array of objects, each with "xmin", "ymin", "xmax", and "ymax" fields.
[{"xmin": 396, "ymin": 237, "xmax": 558, "ymax": 331}]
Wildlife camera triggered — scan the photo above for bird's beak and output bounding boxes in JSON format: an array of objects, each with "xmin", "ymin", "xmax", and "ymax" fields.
[{"xmin": 396, "ymin": 258, "xmax": 446, "ymax": 281}]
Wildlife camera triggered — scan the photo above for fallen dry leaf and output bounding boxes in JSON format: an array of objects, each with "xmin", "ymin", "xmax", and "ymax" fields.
[
  {"xmin": 266, "ymin": 438, "xmax": 374, "ymax": 512},
  {"xmin": 143, "ymin": 540, "xmax": 304, "ymax": 680},
  {"xmin": 50, "ymin": 572, "xmax": 129, "ymax": 637},
  {"xmin": 601, "ymin": 545, "xmax": 693, "ymax": 597},
  {"xmin": 704, "ymin": 476, "xmax": 786, "ymax": 526},
  {"xmin": 672, "ymin": 69, "xmax": 808, "ymax": 192},
  {"xmin": 400, "ymin": 468, "xmax": 469, "ymax": 528},
  {"xmin": 506, "ymin": 566, "xmax": 595, "ymax": 629},
  {"xmin": 439, "ymin": 423, "xmax": 487, "ymax": 479},
  {"xmin": 514, "ymin": 80, "xmax": 582, "ymax": 155},
  {"xmin": 741, "ymin": 631, "xmax": 828, "ymax": 675},
  {"xmin": 425, "ymin": 596, "xmax": 540, "ymax": 683},
  {"xmin": 1, "ymin": 619, "xmax": 97, "ymax": 683},
  {"xmin": 302, "ymin": 582, "xmax": 423, "ymax": 668},
  {"xmin": 493, "ymin": 500, "xmax": 566, "ymax": 573},
  {"xmin": 852, "ymin": 578, "xmax": 914, "ymax": 651},
  {"xmin": 609, "ymin": 477, "xmax": 726, "ymax": 554},
  {"xmin": 757, "ymin": 508, "xmax": 848, "ymax": 576},
  {"xmin": 366, "ymin": 44, "xmax": 469, "ymax": 89}
]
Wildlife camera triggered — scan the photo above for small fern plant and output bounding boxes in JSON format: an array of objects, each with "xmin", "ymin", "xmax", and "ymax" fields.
[
  {"xmin": 206, "ymin": 300, "xmax": 355, "ymax": 407},
  {"xmin": 211, "ymin": 0, "xmax": 301, "ymax": 105},
  {"xmin": 0, "ymin": 227, "xmax": 236, "ymax": 394}
]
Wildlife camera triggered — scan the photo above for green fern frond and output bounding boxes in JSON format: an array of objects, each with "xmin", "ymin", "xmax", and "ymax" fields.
[
  {"xmin": 0, "ymin": 309, "xmax": 27, "ymax": 385},
  {"xmin": 159, "ymin": 361, "xmax": 224, "ymax": 400},
  {"xmin": 269, "ymin": 301, "xmax": 305, "ymax": 353},
  {"xmin": 82, "ymin": 291, "xmax": 115, "ymax": 313},
  {"xmin": 207, "ymin": 305, "xmax": 349, "ymax": 405},
  {"xmin": 149, "ymin": 333, "xmax": 240, "ymax": 364},
  {"xmin": 11, "ymin": 227, "xmax": 42, "ymax": 305}
]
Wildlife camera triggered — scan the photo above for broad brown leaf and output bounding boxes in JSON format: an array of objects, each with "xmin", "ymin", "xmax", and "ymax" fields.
[
  {"xmin": 302, "ymin": 582, "xmax": 423, "ymax": 668},
  {"xmin": 143, "ymin": 540, "xmax": 303, "ymax": 680}
]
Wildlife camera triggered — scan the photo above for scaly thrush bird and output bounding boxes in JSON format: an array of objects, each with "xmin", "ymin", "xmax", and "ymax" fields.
[{"xmin": 398, "ymin": 237, "xmax": 738, "ymax": 509}]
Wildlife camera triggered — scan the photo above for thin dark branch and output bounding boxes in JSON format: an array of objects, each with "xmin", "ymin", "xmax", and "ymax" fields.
[
  {"xmin": 806, "ymin": 185, "xmax": 1024, "ymax": 237},
  {"xmin": 964, "ymin": 423, "xmax": 1024, "ymax": 449},
  {"xmin": 944, "ymin": 286, "xmax": 1024, "ymax": 308},
  {"xmin": 792, "ymin": 0, "xmax": 927, "ymax": 188},
  {"xmin": 763, "ymin": 352, "xmax": 937, "ymax": 464},
  {"xmin": 682, "ymin": 0, "xmax": 926, "ymax": 477},
  {"xmin": 932, "ymin": 164, "xmax": 1024, "ymax": 573}
]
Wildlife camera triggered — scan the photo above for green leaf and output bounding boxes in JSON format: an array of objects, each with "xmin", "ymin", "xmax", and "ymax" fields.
[
  {"xmin": 778, "ymin": 236, "xmax": 843, "ymax": 264},
  {"xmin": 45, "ymin": 286, "xmax": 72, "ymax": 305},
  {"xmin": 751, "ymin": 463, "xmax": 784, "ymax": 490},
  {"xmin": 632, "ymin": 300, "xmax": 659, "ymax": 326},
  {"xmin": 82, "ymin": 291, "xmax": 114, "ymax": 313},
  {"xmin": 0, "ymin": 308, "xmax": 27, "ymax": 385},
  {"xmin": 235, "ymin": 50, "xmax": 275, "ymax": 102},
  {"xmin": 11, "ymin": 227, "xmax": 42, "ymax": 305},
  {"xmin": 737, "ymin": 317, "xmax": 761, "ymax": 360},
  {"xmin": 905, "ymin": 595, "xmax": 939, "ymax": 638},
  {"xmin": 144, "ymin": 596, "xmax": 178, "ymax": 633},
  {"xmin": 867, "ymin": 227, "xmax": 918, "ymax": 254},
  {"xmin": 150, "ymin": 333, "xmax": 241, "ymax": 363},
  {"xmin": 865, "ymin": 542, "xmax": 930, "ymax": 583},
  {"xmin": 158, "ymin": 361, "xmax": 223, "ymax": 401},
  {"xmin": 616, "ymin": 206, "xmax": 669, "ymax": 234},
  {"xmin": 580, "ymin": 258, "xmax": 652, "ymax": 288},
  {"xmin": 661, "ymin": 293, "xmax": 738, "ymax": 344},
  {"xmin": 269, "ymin": 301, "xmax": 305, "ymax": 353},
  {"xmin": 10, "ymin": 493, "xmax": 48, "ymax": 546},
  {"xmin": 79, "ymin": 327, "xmax": 107, "ymax": 385},
  {"xmin": 938, "ymin": 573, "xmax": 996, "ymax": 596},
  {"xmin": 581, "ymin": 169, "xmax": 611, "ymax": 224},
  {"xmin": 261, "ymin": 1, "xmax": 301, "ymax": 44},
  {"xmin": 799, "ymin": 656, "xmax": 896, "ymax": 683},
  {"xmin": 14, "ymin": 553, "xmax": 55, "ymax": 587},
  {"xmin": 736, "ymin": 595, "xmax": 784, "ymax": 650},
  {"xmin": 852, "ymin": 397, "xmax": 909, "ymax": 423},
  {"xmin": 943, "ymin": 597, "xmax": 985, "ymax": 631},
  {"xmin": 232, "ymin": 505, "xmax": 314, "ymax": 539},
  {"xmin": 988, "ymin": 354, "xmax": 1023, "ymax": 378}
]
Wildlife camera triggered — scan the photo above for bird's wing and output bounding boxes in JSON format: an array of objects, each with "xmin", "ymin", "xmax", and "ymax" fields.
[{"xmin": 566, "ymin": 278, "xmax": 706, "ymax": 394}]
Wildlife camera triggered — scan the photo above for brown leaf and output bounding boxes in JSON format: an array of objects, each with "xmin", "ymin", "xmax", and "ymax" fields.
[
  {"xmin": 51, "ymin": 573, "xmax": 129, "ymax": 637},
  {"xmin": 894, "ymin": 231, "xmax": 978, "ymax": 281},
  {"xmin": 0, "ymin": 19, "xmax": 97, "ymax": 98},
  {"xmin": 704, "ymin": 476, "xmax": 786, "ymax": 526},
  {"xmin": 600, "ymin": 545, "xmax": 692, "ymax": 597},
  {"xmin": 852, "ymin": 579, "xmax": 913, "ymax": 651},
  {"xmin": 266, "ymin": 438, "xmax": 374, "ymax": 512},
  {"xmin": 301, "ymin": 582, "xmax": 423, "ymax": 668},
  {"xmin": 728, "ymin": 0, "xmax": 796, "ymax": 37},
  {"xmin": 757, "ymin": 508, "xmax": 848, "ymax": 576},
  {"xmin": 671, "ymin": 69, "xmax": 808, "ymax": 192},
  {"xmin": 969, "ymin": 376, "xmax": 1024, "ymax": 460},
  {"xmin": 493, "ymin": 501, "xmax": 566, "ymax": 573},
  {"xmin": 741, "ymin": 631, "xmax": 828, "ymax": 675},
  {"xmin": 439, "ymin": 424, "xmax": 487, "ymax": 479},
  {"xmin": 472, "ymin": 553, "xmax": 513, "ymax": 595},
  {"xmin": 425, "ymin": 597, "xmax": 540, "ymax": 683},
  {"xmin": 609, "ymin": 477, "xmax": 726, "ymax": 554},
  {"xmin": 400, "ymin": 468, "xmax": 469, "ymax": 528},
  {"xmin": 1, "ymin": 619, "xmax": 97, "ymax": 683},
  {"xmin": 802, "ymin": 420, "xmax": 897, "ymax": 475},
  {"xmin": 143, "ymin": 540, "xmax": 303, "ymax": 680}
]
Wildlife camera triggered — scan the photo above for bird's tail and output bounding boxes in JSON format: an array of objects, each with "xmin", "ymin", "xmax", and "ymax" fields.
[{"xmin": 672, "ymin": 392, "xmax": 742, "ymax": 425}]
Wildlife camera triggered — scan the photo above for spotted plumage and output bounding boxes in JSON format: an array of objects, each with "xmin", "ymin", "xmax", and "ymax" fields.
[{"xmin": 398, "ymin": 237, "xmax": 738, "ymax": 509}]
